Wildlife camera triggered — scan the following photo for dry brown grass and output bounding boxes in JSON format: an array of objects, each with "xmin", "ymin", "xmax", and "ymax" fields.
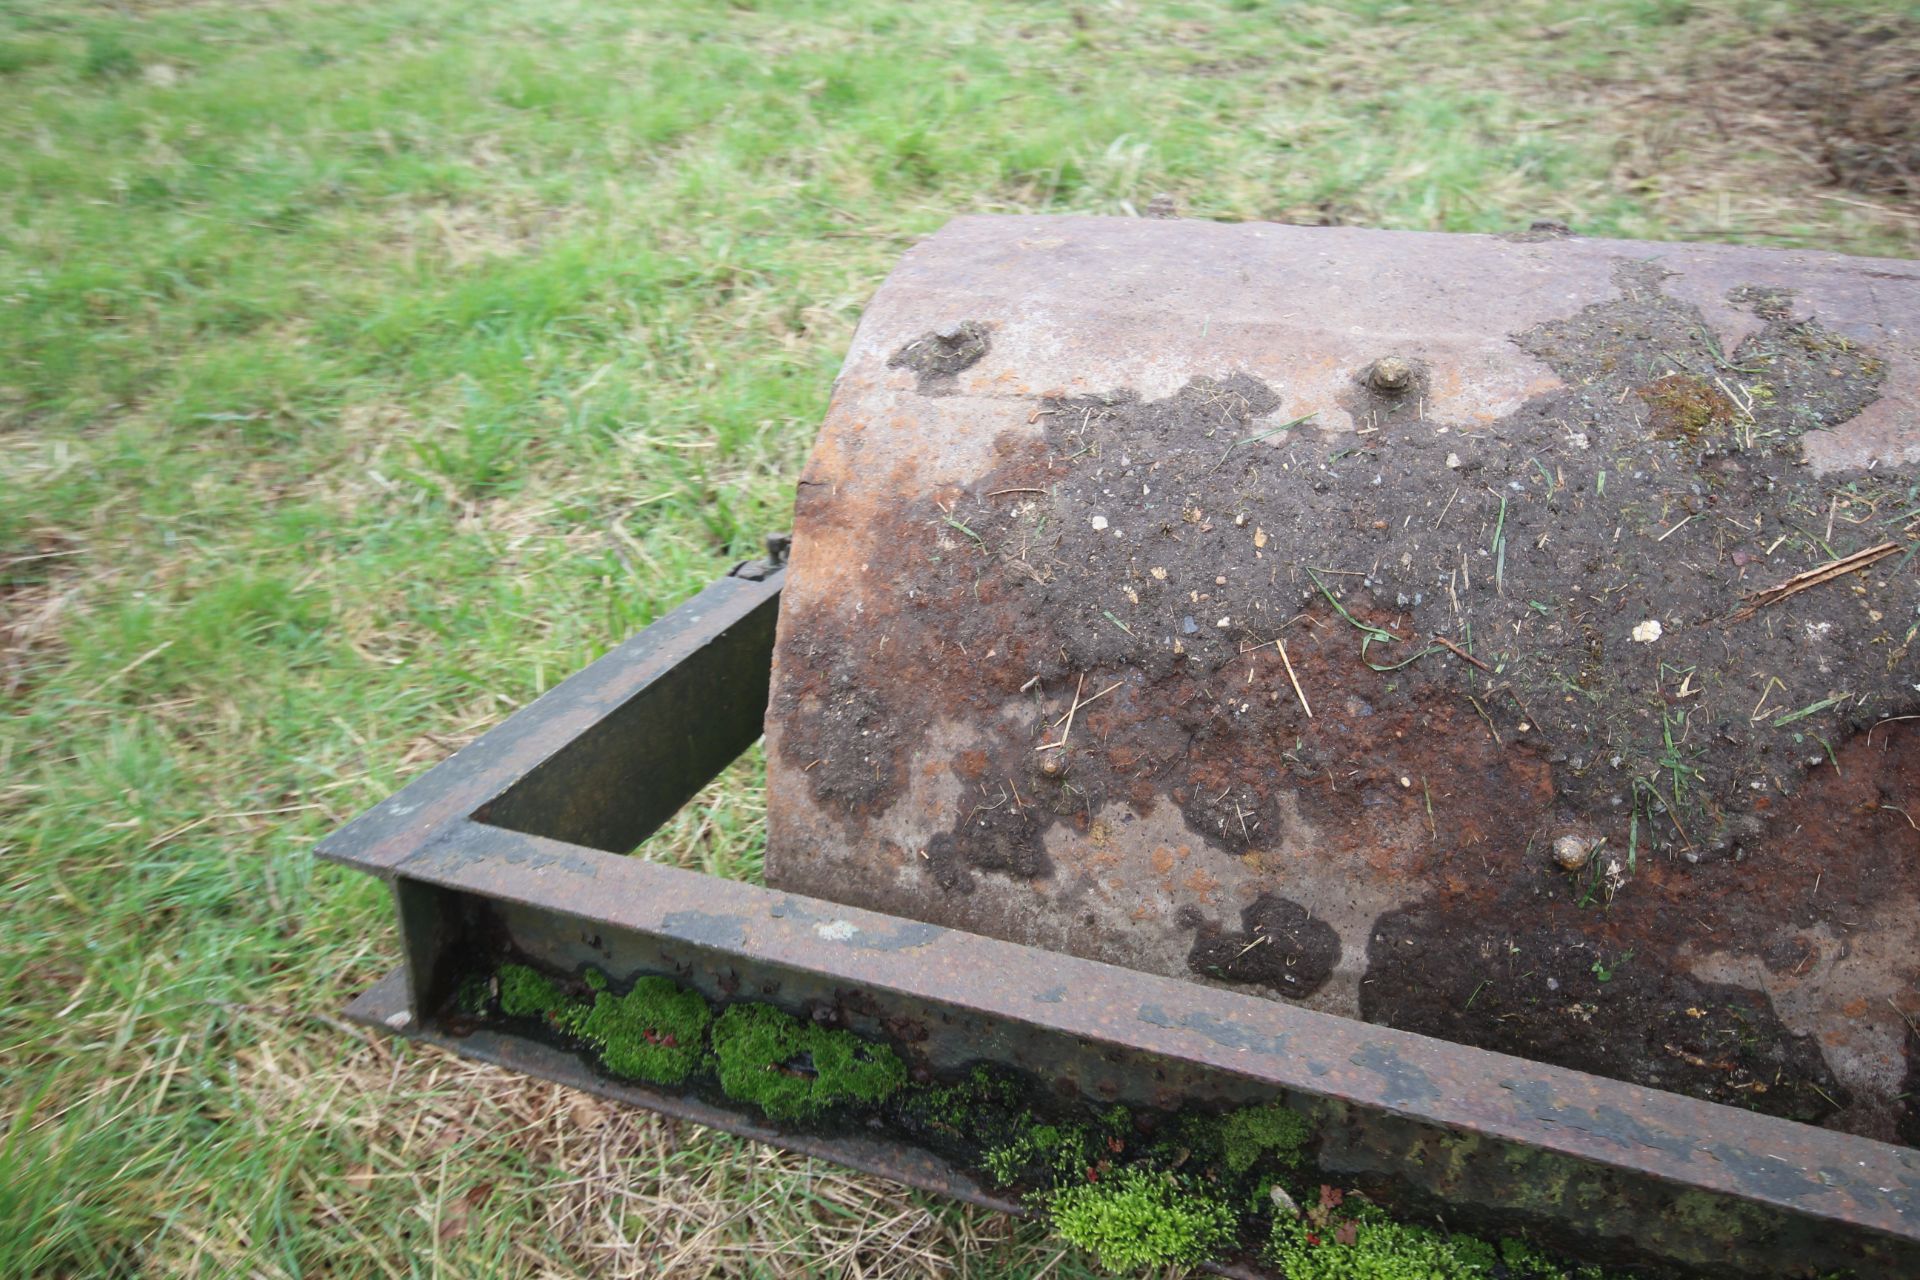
[
  {"xmin": 1589, "ymin": 6, "xmax": 1920, "ymax": 245},
  {"xmin": 0, "ymin": 530, "xmax": 81, "ymax": 701},
  {"xmin": 213, "ymin": 1018, "xmax": 1083, "ymax": 1280}
]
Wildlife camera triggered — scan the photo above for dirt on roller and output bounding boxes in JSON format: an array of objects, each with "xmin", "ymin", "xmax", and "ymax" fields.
[{"xmin": 764, "ymin": 218, "xmax": 1920, "ymax": 1143}]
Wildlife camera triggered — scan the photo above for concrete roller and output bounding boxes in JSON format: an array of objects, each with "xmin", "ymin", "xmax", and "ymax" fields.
[{"xmin": 763, "ymin": 215, "xmax": 1920, "ymax": 1143}]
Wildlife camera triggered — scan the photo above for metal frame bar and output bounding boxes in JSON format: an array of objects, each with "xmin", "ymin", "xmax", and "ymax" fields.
[{"xmin": 320, "ymin": 562, "xmax": 1920, "ymax": 1278}]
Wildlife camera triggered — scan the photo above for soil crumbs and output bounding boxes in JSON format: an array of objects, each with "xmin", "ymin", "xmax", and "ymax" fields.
[{"xmin": 916, "ymin": 262, "xmax": 1916, "ymax": 871}]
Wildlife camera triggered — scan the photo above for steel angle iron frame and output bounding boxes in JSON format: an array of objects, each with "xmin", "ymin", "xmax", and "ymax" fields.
[{"xmin": 317, "ymin": 553, "xmax": 1920, "ymax": 1279}]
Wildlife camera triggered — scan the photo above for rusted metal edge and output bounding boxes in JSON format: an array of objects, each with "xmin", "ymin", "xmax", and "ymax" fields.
[
  {"xmin": 316, "ymin": 565, "xmax": 783, "ymax": 875},
  {"xmin": 384, "ymin": 819, "xmax": 1920, "ymax": 1259}
]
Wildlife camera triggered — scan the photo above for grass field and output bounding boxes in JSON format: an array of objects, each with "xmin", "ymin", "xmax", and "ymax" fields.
[{"xmin": 2, "ymin": 0, "xmax": 1915, "ymax": 1275}]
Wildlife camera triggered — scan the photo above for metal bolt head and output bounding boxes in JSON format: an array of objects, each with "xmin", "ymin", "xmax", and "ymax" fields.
[{"xmin": 1369, "ymin": 356, "xmax": 1413, "ymax": 393}]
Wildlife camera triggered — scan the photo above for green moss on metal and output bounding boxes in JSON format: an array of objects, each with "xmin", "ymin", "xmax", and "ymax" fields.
[
  {"xmin": 1665, "ymin": 1188, "xmax": 1777, "ymax": 1242},
  {"xmin": 470, "ymin": 960, "xmax": 1621, "ymax": 1277},
  {"xmin": 1044, "ymin": 1167, "xmax": 1237, "ymax": 1272},
  {"xmin": 1269, "ymin": 1196, "xmax": 1623, "ymax": 1280},
  {"xmin": 710, "ymin": 1002, "xmax": 906, "ymax": 1121},
  {"xmin": 498, "ymin": 963, "xmax": 575, "ymax": 1022},
  {"xmin": 983, "ymin": 1120, "xmax": 1094, "ymax": 1187},
  {"xmin": 896, "ymin": 1063, "xmax": 1099, "ymax": 1190},
  {"xmin": 574, "ymin": 975, "xmax": 710, "ymax": 1086},
  {"xmin": 1271, "ymin": 1206, "xmax": 1491, "ymax": 1279},
  {"xmin": 1499, "ymin": 1142, "xmax": 1578, "ymax": 1212},
  {"xmin": 453, "ymin": 974, "xmax": 493, "ymax": 1016},
  {"xmin": 903, "ymin": 1063, "xmax": 1024, "ymax": 1137},
  {"xmin": 1219, "ymin": 1102, "xmax": 1311, "ymax": 1173},
  {"xmin": 487, "ymin": 960, "xmax": 906, "ymax": 1118}
]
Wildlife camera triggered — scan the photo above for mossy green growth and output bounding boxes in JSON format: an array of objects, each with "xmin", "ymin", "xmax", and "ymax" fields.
[
  {"xmin": 1271, "ymin": 1204, "xmax": 1494, "ymax": 1280},
  {"xmin": 710, "ymin": 1002, "xmax": 906, "ymax": 1121},
  {"xmin": 476, "ymin": 965, "xmax": 1606, "ymax": 1277},
  {"xmin": 1045, "ymin": 1167, "xmax": 1237, "ymax": 1272},
  {"xmin": 453, "ymin": 974, "xmax": 493, "ymax": 1017},
  {"xmin": 903, "ymin": 1064, "xmax": 1024, "ymax": 1137},
  {"xmin": 572, "ymin": 976, "xmax": 711, "ymax": 1086},
  {"xmin": 1219, "ymin": 1101, "xmax": 1311, "ymax": 1173},
  {"xmin": 982, "ymin": 1121, "xmax": 1093, "ymax": 1188},
  {"xmin": 498, "ymin": 963, "xmax": 576, "ymax": 1021},
  {"xmin": 1270, "ymin": 1200, "xmax": 1620, "ymax": 1280},
  {"xmin": 1500, "ymin": 1237, "xmax": 1623, "ymax": 1279}
]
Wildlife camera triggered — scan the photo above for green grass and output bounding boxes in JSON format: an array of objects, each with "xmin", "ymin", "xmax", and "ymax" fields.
[{"xmin": 1, "ymin": 0, "xmax": 1913, "ymax": 1275}]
